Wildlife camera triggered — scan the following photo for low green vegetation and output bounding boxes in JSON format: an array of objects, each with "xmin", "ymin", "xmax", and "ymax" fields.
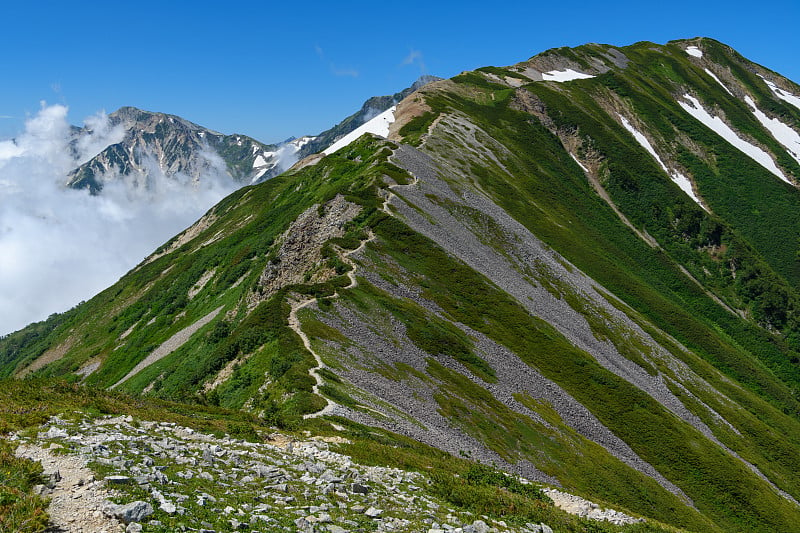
[
  {"xmin": 0, "ymin": 135, "xmax": 407, "ymax": 427},
  {"xmin": 398, "ymin": 110, "xmax": 438, "ymax": 146},
  {"xmin": 0, "ymin": 439, "xmax": 48, "ymax": 532},
  {"xmin": 340, "ymin": 420, "xmax": 678, "ymax": 532},
  {"xmin": 346, "ymin": 281, "xmax": 496, "ymax": 382},
  {"xmin": 422, "ymin": 57, "xmax": 800, "ymax": 418}
]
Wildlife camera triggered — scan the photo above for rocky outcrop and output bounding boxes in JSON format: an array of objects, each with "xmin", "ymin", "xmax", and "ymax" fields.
[{"xmin": 249, "ymin": 194, "xmax": 361, "ymax": 308}]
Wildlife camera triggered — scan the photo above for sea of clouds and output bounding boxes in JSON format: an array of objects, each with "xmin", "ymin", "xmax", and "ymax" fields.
[{"xmin": 0, "ymin": 103, "xmax": 239, "ymax": 336}]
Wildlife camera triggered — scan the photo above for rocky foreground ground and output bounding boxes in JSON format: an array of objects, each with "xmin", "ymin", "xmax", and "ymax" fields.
[{"xmin": 12, "ymin": 415, "xmax": 643, "ymax": 532}]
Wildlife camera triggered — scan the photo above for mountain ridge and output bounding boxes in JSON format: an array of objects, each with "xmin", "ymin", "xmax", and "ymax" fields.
[
  {"xmin": 65, "ymin": 75, "xmax": 442, "ymax": 195},
  {"xmin": 4, "ymin": 37, "xmax": 800, "ymax": 531}
]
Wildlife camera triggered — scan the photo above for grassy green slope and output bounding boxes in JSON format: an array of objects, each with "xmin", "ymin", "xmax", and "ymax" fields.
[
  {"xmin": 407, "ymin": 41, "xmax": 800, "ymax": 414},
  {"xmin": 365, "ymin": 216, "xmax": 800, "ymax": 531},
  {"xmin": 0, "ymin": 136, "xmax": 401, "ymax": 426}
]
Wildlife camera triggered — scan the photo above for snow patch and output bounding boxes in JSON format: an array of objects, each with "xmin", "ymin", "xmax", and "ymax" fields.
[
  {"xmin": 670, "ymin": 171, "xmax": 701, "ymax": 203},
  {"xmin": 619, "ymin": 115, "xmax": 704, "ymax": 207},
  {"xmin": 678, "ymin": 94, "xmax": 790, "ymax": 183},
  {"xmin": 323, "ymin": 106, "xmax": 396, "ymax": 155},
  {"xmin": 744, "ymin": 95, "xmax": 800, "ymax": 165},
  {"xmin": 619, "ymin": 116, "xmax": 664, "ymax": 171},
  {"xmin": 542, "ymin": 69, "xmax": 594, "ymax": 82},
  {"xmin": 250, "ymin": 152, "xmax": 278, "ymax": 182},
  {"xmin": 686, "ymin": 46, "xmax": 703, "ymax": 58},
  {"xmin": 291, "ymin": 136, "xmax": 316, "ymax": 149},
  {"xmin": 570, "ymin": 154, "xmax": 589, "ymax": 173},
  {"xmin": 704, "ymin": 69, "xmax": 733, "ymax": 96},
  {"xmin": 760, "ymin": 75, "xmax": 800, "ymax": 112}
]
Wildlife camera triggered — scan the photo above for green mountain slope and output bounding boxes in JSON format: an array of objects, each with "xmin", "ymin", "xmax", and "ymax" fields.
[{"xmin": 3, "ymin": 37, "xmax": 800, "ymax": 531}]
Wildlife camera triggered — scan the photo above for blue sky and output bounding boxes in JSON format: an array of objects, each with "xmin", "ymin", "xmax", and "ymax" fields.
[{"xmin": 1, "ymin": 0, "xmax": 798, "ymax": 144}]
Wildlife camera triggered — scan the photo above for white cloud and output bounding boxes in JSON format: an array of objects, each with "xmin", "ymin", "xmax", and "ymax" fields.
[
  {"xmin": 273, "ymin": 142, "xmax": 300, "ymax": 172},
  {"xmin": 76, "ymin": 110, "xmax": 125, "ymax": 164},
  {"xmin": 331, "ymin": 65, "xmax": 359, "ymax": 78},
  {"xmin": 0, "ymin": 103, "xmax": 238, "ymax": 336},
  {"xmin": 313, "ymin": 44, "xmax": 359, "ymax": 78},
  {"xmin": 402, "ymin": 49, "xmax": 422, "ymax": 65},
  {"xmin": 402, "ymin": 48, "xmax": 426, "ymax": 73}
]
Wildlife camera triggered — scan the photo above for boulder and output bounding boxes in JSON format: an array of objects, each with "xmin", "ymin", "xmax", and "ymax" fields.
[
  {"xmin": 365, "ymin": 506, "xmax": 382, "ymax": 518},
  {"xmin": 350, "ymin": 482, "xmax": 370, "ymax": 494},
  {"xmin": 105, "ymin": 501, "xmax": 154, "ymax": 524}
]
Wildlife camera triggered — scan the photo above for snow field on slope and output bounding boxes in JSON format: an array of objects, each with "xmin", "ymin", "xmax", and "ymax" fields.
[
  {"xmin": 678, "ymin": 94, "xmax": 790, "ymax": 184},
  {"xmin": 685, "ymin": 46, "xmax": 703, "ymax": 58},
  {"xmin": 252, "ymin": 151, "xmax": 276, "ymax": 180},
  {"xmin": 290, "ymin": 135, "xmax": 316, "ymax": 148},
  {"xmin": 760, "ymin": 76, "xmax": 800, "ymax": 111},
  {"xmin": 570, "ymin": 154, "xmax": 589, "ymax": 172},
  {"xmin": 542, "ymin": 69, "xmax": 594, "ymax": 82},
  {"xmin": 618, "ymin": 115, "xmax": 704, "ymax": 207},
  {"xmin": 323, "ymin": 106, "xmax": 396, "ymax": 155},
  {"xmin": 704, "ymin": 69, "xmax": 733, "ymax": 96},
  {"xmin": 744, "ymin": 95, "xmax": 800, "ymax": 165}
]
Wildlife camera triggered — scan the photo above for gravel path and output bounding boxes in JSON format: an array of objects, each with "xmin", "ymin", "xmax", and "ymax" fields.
[
  {"xmin": 15, "ymin": 439, "xmax": 124, "ymax": 532},
  {"xmin": 543, "ymin": 488, "xmax": 644, "ymax": 525}
]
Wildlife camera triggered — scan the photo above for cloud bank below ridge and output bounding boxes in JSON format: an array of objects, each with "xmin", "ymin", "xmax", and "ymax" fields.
[{"xmin": 0, "ymin": 103, "xmax": 238, "ymax": 336}]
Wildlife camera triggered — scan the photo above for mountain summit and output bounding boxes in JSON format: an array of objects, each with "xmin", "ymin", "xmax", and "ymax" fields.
[
  {"xmin": 66, "ymin": 107, "xmax": 281, "ymax": 193},
  {"xmin": 295, "ymin": 74, "xmax": 442, "ymax": 159},
  {"xmin": 4, "ymin": 38, "xmax": 800, "ymax": 531}
]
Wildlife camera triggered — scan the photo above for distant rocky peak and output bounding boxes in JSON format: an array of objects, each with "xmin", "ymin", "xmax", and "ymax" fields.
[
  {"xmin": 66, "ymin": 106, "xmax": 279, "ymax": 194},
  {"xmin": 296, "ymin": 75, "xmax": 443, "ymax": 159}
]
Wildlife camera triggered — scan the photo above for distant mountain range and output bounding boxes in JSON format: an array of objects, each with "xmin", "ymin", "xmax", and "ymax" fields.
[{"xmin": 65, "ymin": 76, "xmax": 442, "ymax": 193}]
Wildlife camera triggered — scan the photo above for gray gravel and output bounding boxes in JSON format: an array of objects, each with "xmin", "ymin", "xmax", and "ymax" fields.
[{"xmin": 14, "ymin": 414, "xmax": 579, "ymax": 533}]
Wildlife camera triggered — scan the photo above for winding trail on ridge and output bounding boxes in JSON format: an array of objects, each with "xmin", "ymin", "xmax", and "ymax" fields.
[
  {"xmin": 291, "ymin": 162, "xmax": 418, "ymax": 419},
  {"xmin": 290, "ymin": 230, "xmax": 376, "ymax": 419}
]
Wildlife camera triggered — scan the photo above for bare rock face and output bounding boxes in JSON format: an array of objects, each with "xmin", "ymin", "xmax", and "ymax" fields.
[
  {"xmin": 66, "ymin": 106, "xmax": 279, "ymax": 194},
  {"xmin": 249, "ymin": 194, "xmax": 362, "ymax": 308}
]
